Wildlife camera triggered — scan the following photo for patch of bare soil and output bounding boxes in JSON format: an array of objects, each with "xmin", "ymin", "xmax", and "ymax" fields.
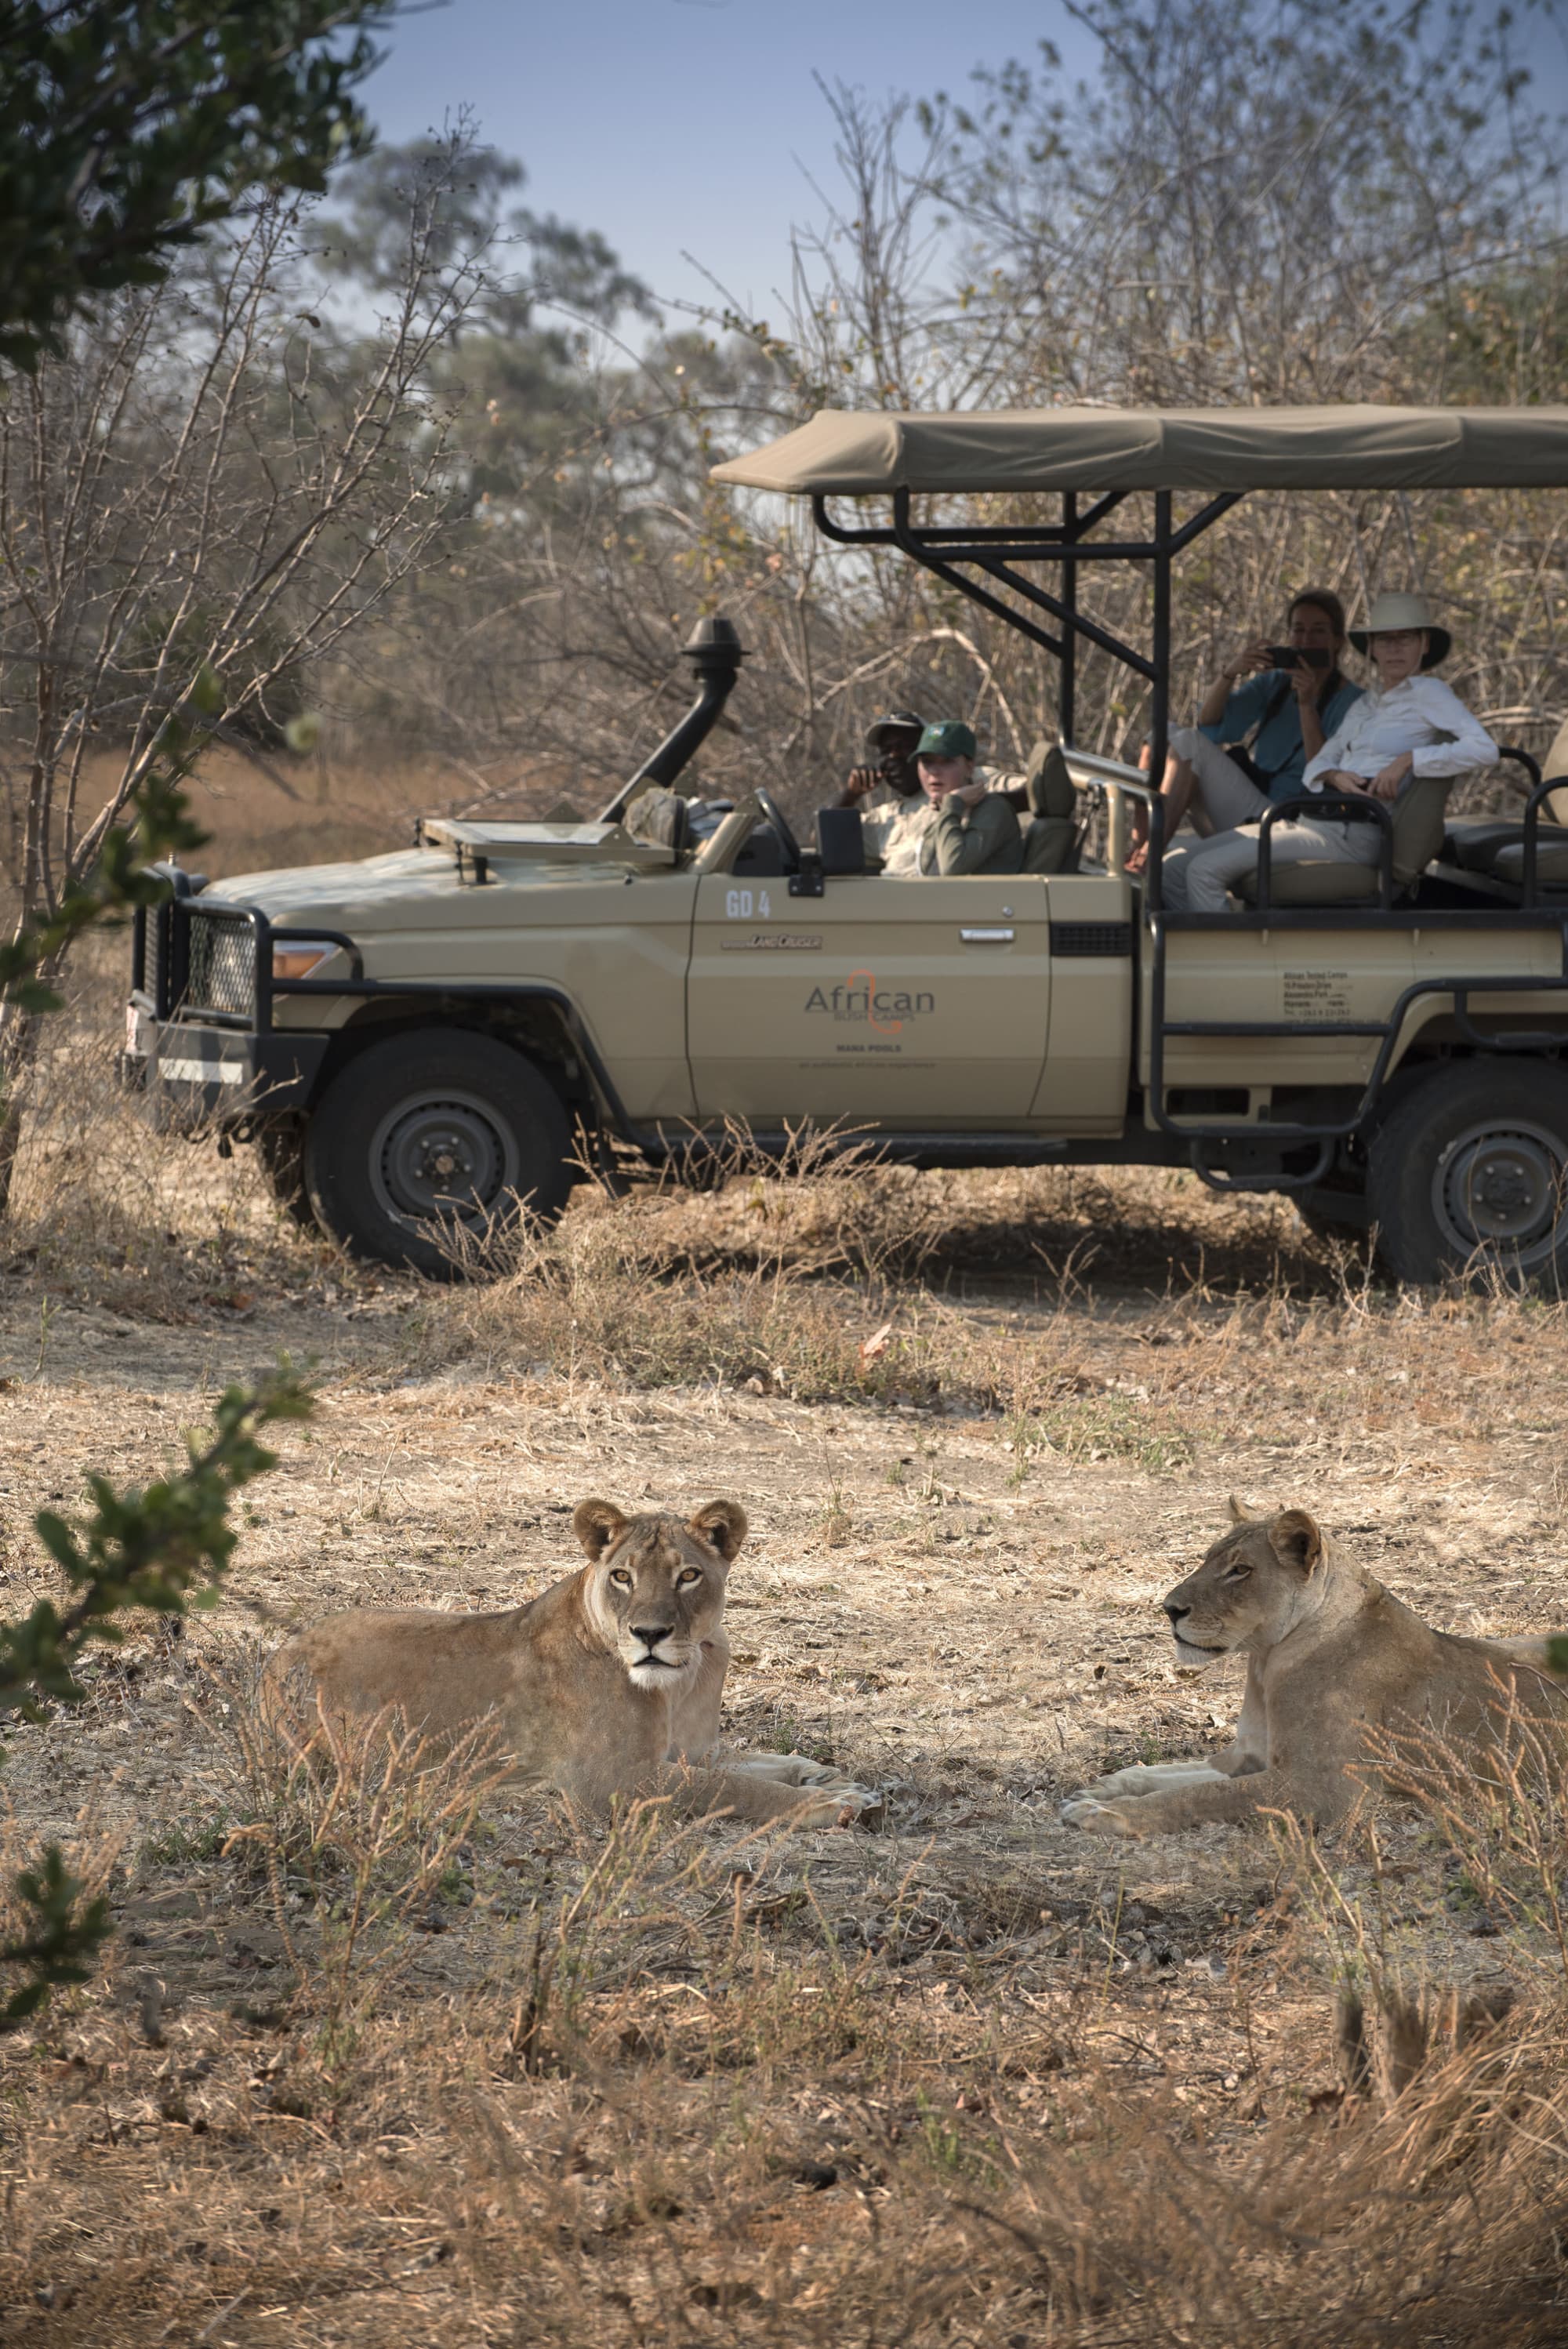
[{"xmin": 3, "ymin": 1053, "xmax": 1568, "ymax": 2343}]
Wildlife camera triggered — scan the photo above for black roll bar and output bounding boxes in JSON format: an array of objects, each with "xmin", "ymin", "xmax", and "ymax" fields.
[
  {"xmin": 1500, "ymin": 746, "xmax": 1543, "ymax": 793},
  {"xmin": 819, "ymin": 482, "xmax": 1243, "ymax": 782}
]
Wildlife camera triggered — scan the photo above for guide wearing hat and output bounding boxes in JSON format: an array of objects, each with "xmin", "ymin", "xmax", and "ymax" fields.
[
  {"xmin": 837, "ymin": 707, "xmax": 931, "ymax": 873},
  {"xmin": 840, "ymin": 708, "xmax": 1024, "ymax": 874},
  {"xmin": 914, "ymin": 721, "xmax": 1024, "ymax": 877},
  {"xmin": 1163, "ymin": 592, "xmax": 1498, "ymax": 916}
]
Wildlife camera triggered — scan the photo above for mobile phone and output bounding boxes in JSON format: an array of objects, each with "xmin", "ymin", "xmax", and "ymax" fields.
[{"xmin": 1265, "ymin": 645, "xmax": 1330, "ymax": 670}]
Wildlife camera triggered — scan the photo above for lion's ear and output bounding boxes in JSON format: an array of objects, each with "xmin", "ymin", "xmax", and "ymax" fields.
[
  {"xmin": 688, "ymin": 1498, "xmax": 747, "ymax": 1563},
  {"xmin": 1228, "ymin": 1494, "xmax": 1263, "ymax": 1525},
  {"xmin": 573, "ymin": 1499, "xmax": 627, "ymax": 1562},
  {"xmin": 1268, "ymin": 1509, "xmax": 1324, "ymax": 1577}
]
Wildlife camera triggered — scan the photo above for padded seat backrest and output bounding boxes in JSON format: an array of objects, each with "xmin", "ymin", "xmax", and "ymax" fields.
[
  {"xmin": 1023, "ymin": 741, "xmax": 1078, "ymax": 819},
  {"xmin": 1022, "ymin": 813, "xmax": 1081, "ymax": 874}
]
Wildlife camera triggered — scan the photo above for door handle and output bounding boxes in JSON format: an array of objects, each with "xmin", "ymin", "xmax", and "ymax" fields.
[{"xmin": 960, "ymin": 928, "xmax": 1015, "ymax": 943}]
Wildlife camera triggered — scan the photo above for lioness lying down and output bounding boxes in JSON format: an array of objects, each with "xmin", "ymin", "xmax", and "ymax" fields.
[
  {"xmin": 1062, "ymin": 1498, "xmax": 1566, "ymax": 1839},
  {"xmin": 268, "ymin": 1498, "xmax": 880, "ymax": 1829}
]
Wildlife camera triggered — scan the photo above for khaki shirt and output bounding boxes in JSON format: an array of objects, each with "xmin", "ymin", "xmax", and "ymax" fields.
[{"xmin": 864, "ymin": 797, "xmax": 934, "ymax": 873}]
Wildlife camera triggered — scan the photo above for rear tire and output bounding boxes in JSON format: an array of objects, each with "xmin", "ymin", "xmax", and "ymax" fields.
[
  {"xmin": 1367, "ymin": 1058, "xmax": 1568, "ymax": 1287},
  {"xmin": 302, "ymin": 1031, "xmax": 574, "ymax": 1277}
]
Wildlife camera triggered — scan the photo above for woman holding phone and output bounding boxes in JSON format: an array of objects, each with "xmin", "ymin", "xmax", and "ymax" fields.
[
  {"xmin": 1128, "ymin": 588, "xmax": 1361, "ymax": 877},
  {"xmin": 1164, "ymin": 592, "xmax": 1497, "ymax": 915}
]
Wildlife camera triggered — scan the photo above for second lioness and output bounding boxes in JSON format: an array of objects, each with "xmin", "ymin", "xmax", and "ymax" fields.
[
  {"xmin": 269, "ymin": 1497, "xmax": 879, "ymax": 1828},
  {"xmin": 1062, "ymin": 1498, "xmax": 1566, "ymax": 1838}
]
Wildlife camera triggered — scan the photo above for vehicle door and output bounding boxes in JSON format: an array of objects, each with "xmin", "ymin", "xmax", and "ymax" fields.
[{"xmin": 686, "ymin": 873, "xmax": 1051, "ymax": 1122}]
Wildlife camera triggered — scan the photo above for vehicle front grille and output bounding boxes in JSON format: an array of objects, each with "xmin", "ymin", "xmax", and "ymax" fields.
[{"xmin": 183, "ymin": 912, "xmax": 256, "ymax": 1018}]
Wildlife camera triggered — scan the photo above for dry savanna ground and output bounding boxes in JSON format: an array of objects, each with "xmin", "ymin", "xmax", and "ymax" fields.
[{"xmin": 3, "ymin": 950, "xmax": 1568, "ymax": 2345}]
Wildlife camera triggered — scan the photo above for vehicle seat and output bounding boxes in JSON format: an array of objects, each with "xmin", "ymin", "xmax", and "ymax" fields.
[
  {"xmin": 1443, "ymin": 722, "xmax": 1568, "ymax": 876},
  {"xmin": 1231, "ymin": 771, "xmax": 1456, "ymax": 906},
  {"xmin": 1022, "ymin": 815, "xmax": 1083, "ymax": 873},
  {"xmin": 1023, "ymin": 740, "xmax": 1078, "ymax": 819},
  {"xmin": 1487, "ymin": 837, "xmax": 1568, "ymax": 888},
  {"xmin": 1018, "ymin": 740, "xmax": 1084, "ymax": 871}
]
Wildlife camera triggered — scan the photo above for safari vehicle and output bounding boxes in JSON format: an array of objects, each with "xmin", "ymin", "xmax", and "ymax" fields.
[{"xmin": 124, "ymin": 403, "xmax": 1568, "ymax": 1283}]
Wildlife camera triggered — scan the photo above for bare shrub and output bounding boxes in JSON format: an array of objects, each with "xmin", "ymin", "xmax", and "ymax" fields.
[
  {"xmin": 1, "ymin": 950, "xmax": 318, "ymax": 1317},
  {"xmin": 209, "ymin": 1652, "xmax": 510, "ymax": 2060}
]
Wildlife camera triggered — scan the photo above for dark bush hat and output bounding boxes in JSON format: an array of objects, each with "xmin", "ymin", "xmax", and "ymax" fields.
[{"xmin": 865, "ymin": 709, "xmax": 926, "ymax": 747}]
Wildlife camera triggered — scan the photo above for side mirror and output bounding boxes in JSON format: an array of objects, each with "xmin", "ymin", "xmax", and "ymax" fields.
[{"xmin": 816, "ymin": 807, "xmax": 866, "ymax": 876}]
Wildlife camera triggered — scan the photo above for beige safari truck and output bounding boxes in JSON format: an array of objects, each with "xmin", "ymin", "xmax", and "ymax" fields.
[{"xmin": 124, "ymin": 403, "xmax": 1568, "ymax": 1283}]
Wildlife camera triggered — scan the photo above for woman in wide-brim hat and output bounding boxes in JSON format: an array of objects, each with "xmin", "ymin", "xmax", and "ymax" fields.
[
  {"xmin": 1308, "ymin": 589, "xmax": 1493, "ymax": 807},
  {"xmin": 1163, "ymin": 589, "xmax": 1497, "ymax": 915},
  {"xmin": 1347, "ymin": 590, "xmax": 1453, "ymax": 670}
]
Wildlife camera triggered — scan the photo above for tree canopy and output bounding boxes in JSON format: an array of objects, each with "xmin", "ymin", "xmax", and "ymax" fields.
[{"xmin": 0, "ymin": 0, "xmax": 394, "ymax": 370}]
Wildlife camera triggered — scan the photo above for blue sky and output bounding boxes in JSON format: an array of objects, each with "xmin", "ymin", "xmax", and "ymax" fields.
[
  {"xmin": 358, "ymin": 1, "xmax": 1568, "ymax": 328},
  {"xmin": 358, "ymin": 1, "xmax": 1103, "ymax": 318}
]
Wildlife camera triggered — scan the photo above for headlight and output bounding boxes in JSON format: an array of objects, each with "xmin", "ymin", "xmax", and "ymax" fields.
[{"xmin": 272, "ymin": 940, "xmax": 339, "ymax": 982}]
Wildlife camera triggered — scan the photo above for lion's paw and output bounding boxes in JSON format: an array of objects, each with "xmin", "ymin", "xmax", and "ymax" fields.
[
  {"xmin": 797, "ymin": 1780, "xmax": 884, "ymax": 1830},
  {"xmin": 764, "ymin": 1754, "xmax": 843, "ymax": 1789},
  {"xmin": 1059, "ymin": 1794, "xmax": 1144, "ymax": 1839}
]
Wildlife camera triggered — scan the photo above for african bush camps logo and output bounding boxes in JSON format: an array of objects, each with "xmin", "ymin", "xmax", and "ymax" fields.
[{"xmin": 803, "ymin": 969, "xmax": 935, "ymax": 1036}]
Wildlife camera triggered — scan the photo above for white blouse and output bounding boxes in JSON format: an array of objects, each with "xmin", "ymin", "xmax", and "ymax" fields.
[{"xmin": 1302, "ymin": 674, "xmax": 1497, "ymax": 790}]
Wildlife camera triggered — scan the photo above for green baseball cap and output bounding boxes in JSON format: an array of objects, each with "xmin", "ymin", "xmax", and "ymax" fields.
[{"xmin": 915, "ymin": 721, "xmax": 976, "ymax": 761}]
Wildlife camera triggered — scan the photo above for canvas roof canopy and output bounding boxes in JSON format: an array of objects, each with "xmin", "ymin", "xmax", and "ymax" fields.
[{"xmin": 708, "ymin": 405, "xmax": 1568, "ymax": 497}]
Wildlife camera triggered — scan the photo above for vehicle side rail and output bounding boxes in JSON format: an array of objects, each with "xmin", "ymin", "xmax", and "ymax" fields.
[
  {"xmin": 1056, "ymin": 748, "xmax": 1153, "ymax": 873},
  {"xmin": 1149, "ymin": 946, "xmax": 1568, "ymax": 1188}
]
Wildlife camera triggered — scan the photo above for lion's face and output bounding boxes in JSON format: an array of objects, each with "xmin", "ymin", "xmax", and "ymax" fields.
[
  {"xmin": 1163, "ymin": 1502, "xmax": 1327, "ymax": 1665},
  {"xmin": 572, "ymin": 1498, "xmax": 746, "ymax": 1690}
]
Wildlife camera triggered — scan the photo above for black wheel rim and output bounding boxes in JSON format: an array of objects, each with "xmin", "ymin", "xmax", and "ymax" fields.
[
  {"xmin": 368, "ymin": 1087, "xmax": 521, "ymax": 1234},
  {"xmin": 1432, "ymin": 1118, "xmax": 1568, "ymax": 1271}
]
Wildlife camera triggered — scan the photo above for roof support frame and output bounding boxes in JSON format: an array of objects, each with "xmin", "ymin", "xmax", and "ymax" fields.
[
  {"xmin": 827, "ymin": 485, "xmax": 1246, "ymax": 833},
  {"xmin": 811, "ymin": 487, "xmax": 1242, "ymax": 717}
]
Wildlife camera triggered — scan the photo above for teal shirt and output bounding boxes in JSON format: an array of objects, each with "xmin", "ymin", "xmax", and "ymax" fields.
[{"xmin": 1202, "ymin": 670, "xmax": 1363, "ymax": 803}]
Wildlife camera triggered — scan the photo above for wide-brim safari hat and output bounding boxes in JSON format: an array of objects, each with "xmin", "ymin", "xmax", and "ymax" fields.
[{"xmin": 1348, "ymin": 591, "xmax": 1452, "ymax": 668}]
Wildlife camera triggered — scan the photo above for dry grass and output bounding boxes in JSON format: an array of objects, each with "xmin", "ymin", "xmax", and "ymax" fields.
[
  {"xmin": 4, "ymin": 1755, "xmax": 1568, "ymax": 2347},
  {"xmin": 6, "ymin": 989, "xmax": 1568, "ymax": 2340}
]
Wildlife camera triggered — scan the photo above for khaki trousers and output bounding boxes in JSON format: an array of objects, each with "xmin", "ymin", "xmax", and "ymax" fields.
[{"xmin": 1160, "ymin": 729, "xmax": 1379, "ymax": 915}]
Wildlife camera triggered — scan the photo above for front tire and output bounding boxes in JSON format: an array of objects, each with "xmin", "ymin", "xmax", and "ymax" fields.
[
  {"xmin": 1367, "ymin": 1058, "xmax": 1568, "ymax": 1287},
  {"xmin": 302, "ymin": 1031, "xmax": 574, "ymax": 1276}
]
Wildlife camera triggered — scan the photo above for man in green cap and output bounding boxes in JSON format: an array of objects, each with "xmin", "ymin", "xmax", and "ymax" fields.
[{"xmin": 914, "ymin": 721, "xmax": 1024, "ymax": 875}]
